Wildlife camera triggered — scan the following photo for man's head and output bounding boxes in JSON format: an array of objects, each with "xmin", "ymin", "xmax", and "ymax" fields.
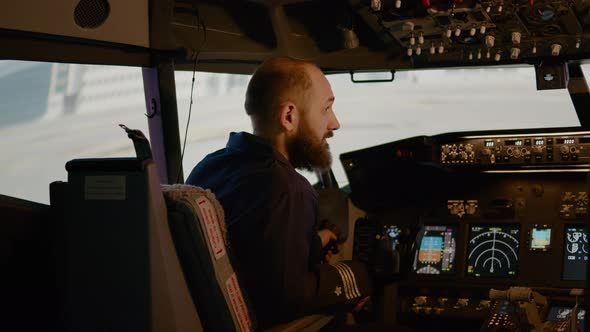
[{"xmin": 245, "ymin": 57, "xmax": 340, "ymax": 171}]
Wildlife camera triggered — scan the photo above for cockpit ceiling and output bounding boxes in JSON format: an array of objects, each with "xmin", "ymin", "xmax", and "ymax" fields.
[
  {"xmin": 0, "ymin": 0, "xmax": 589, "ymax": 73},
  {"xmin": 173, "ymin": 0, "xmax": 590, "ymax": 73}
]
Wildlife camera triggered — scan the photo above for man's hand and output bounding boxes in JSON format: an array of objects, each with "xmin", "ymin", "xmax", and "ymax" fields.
[
  {"xmin": 353, "ymin": 296, "xmax": 370, "ymax": 312},
  {"xmin": 318, "ymin": 229, "xmax": 338, "ymax": 263},
  {"xmin": 317, "ymin": 229, "xmax": 337, "ymax": 247}
]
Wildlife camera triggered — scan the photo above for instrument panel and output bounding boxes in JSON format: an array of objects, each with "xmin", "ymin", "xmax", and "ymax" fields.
[
  {"xmin": 440, "ymin": 131, "xmax": 590, "ymax": 166},
  {"xmin": 346, "ymin": 127, "xmax": 590, "ymax": 330}
]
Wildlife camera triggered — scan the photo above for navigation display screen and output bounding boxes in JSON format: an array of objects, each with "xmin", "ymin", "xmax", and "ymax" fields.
[
  {"xmin": 413, "ymin": 225, "xmax": 456, "ymax": 275},
  {"xmin": 467, "ymin": 225, "xmax": 520, "ymax": 278},
  {"xmin": 530, "ymin": 227, "xmax": 552, "ymax": 251},
  {"xmin": 563, "ymin": 226, "xmax": 588, "ymax": 281}
]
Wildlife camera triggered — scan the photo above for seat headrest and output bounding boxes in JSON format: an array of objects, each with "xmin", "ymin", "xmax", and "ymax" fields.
[{"xmin": 161, "ymin": 184, "xmax": 228, "ymax": 246}]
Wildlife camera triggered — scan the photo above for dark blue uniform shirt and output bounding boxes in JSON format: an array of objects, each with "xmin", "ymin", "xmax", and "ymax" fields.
[{"xmin": 186, "ymin": 132, "xmax": 324, "ymax": 327}]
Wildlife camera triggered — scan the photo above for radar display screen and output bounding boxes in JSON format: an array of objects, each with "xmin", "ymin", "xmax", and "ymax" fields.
[
  {"xmin": 563, "ymin": 226, "xmax": 588, "ymax": 281},
  {"xmin": 530, "ymin": 227, "xmax": 552, "ymax": 251},
  {"xmin": 467, "ymin": 225, "xmax": 519, "ymax": 278},
  {"xmin": 413, "ymin": 225, "xmax": 456, "ymax": 275}
]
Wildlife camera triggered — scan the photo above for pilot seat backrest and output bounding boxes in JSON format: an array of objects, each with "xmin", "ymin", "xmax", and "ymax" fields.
[
  {"xmin": 161, "ymin": 184, "xmax": 338, "ymax": 332},
  {"xmin": 52, "ymin": 126, "xmax": 202, "ymax": 332},
  {"xmin": 162, "ymin": 184, "xmax": 256, "ymax": 332}
]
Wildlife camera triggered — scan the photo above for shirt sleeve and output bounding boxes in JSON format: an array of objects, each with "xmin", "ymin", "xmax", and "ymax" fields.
[{"xmin": 264, "ymin": 174, "xmax": 370, "ymax": 321}]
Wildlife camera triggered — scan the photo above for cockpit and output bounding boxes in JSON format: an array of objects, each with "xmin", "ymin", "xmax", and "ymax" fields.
[{"xmin": 2, "ymin": 0, "xmax": 590, "ymax": 331}]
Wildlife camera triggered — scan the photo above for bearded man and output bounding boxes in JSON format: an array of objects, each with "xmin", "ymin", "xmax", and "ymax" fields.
[{"xmin": 186, "ymin": 57, "xmax": 369, "ymax": 329}]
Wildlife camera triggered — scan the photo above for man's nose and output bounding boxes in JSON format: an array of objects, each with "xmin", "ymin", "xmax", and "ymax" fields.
[{"xmin": 328, "ymin": 109, "xmax": 340, "ymax": 131}]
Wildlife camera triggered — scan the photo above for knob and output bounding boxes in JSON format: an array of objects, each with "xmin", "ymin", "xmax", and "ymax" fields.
[
  {"xmin": 454, "ymin": 298, "xmax": 469, "ymax": 309},
  {"xmin": 470, "ymin": 27, "xmax": 476, "ymax": 36},
  {"xmin": 480, "ymin": 26, "xmax": 486, "ymax": 34},
  {"xmin": 371, "ymin": 0, "xmax": 381, "ymax": 10},
  {"xmin": 510, "ymin": 48, "xmax": 520, "ymax": 59},
  {"xmin": 494, "ymin": 52, "xmax": 501, "ymax": 62},
  {"xmin": 395, "ymin": 0, "xmax": 401, "ymax": 8},
  {"xmin": 532, "ymin": 45, "xmax": 537, "ymax": 54},
  {"xmin": 410, "ymin": 35, "xmax": 416, "ymax": 46},
  {"xmin": 498, "ymin": 4, "xmax": 503, "ymax": 12},
  {"xmin": 414, "ymin": 296, "xmax": 428, "ymax": 306},
  {"xmin": 551, "ymin": 44, "xmax": 562, "ymax": 56},
  {"xmin": 460, "ymin": 151, "xmax": 468, "ymax": 160},
  {"xmin": 446, "ymin": 28, "xmax": 452, "ymax": 38},
  {"xmin": 486, "ymin": 6, "xmax": 491, "ymax": 13},
  {"xmin": 533, "ymin": 146, "xmax": 543, "ymax": 154},
  {"xmin": 434, "ymin": 308, "xmax": 445, "ymax": 315},
  {"xmin": 438, "ymin": 44, "xmax": 445, "ymax": 54},
  {"xmin": 443, "ymin": 146, "xmax": 451, "ymax": 154},
  {"xmin": 430, "ymin": 44, "xmax": 436, "ymax": 55},
  {"xmin": 468, "ymin": 52, "xmax": 473, "ymax": 60},
  {"xmin": 476, "ymin": 300, "xmax": 491, "ymax": 311},
  {"xmin": 465, "ymin": 145, "xmax": 473, "ymax": 153},
  {"xmin": 576, "ymin": 40, "xmax": 581, "ymax": 49},
  {"xmin": 455, "ymin": 27, "xmax": 461, "ymax": 37},
  {"xmin": 416, "ymin": 47, "xmax": 422, "ymax": 55},
  {"xmin": 477, "ymin": 50, "xmax": 482, "ymax": 60},
  {"xmin": 513, "ymin": 148, "xmax": 522, "ymax": 157},
  {"xmin": 486, "ymin": 49, "xmax": 491, "ymax": 59},
  {"xmin": 483, "ymin": 148, "xmax": 492, "ymax": 156},
  {"xmin": 485, "ymin": 35, "xmax": 495, "ymax": 48},
  {"xmin": 418, "ymin": 32, "xmax": 424, "ymax": 45},
  {"xmin": 438, "ymin": 297, "xmax": 449, "ymax": 306},
  {"xmin": 407, "ymin": 48, "xmax": 413, "ymax": 56},
  {"xmin": 423, "ymin": 307, "xmax": 433, "ymax": 314},
  {"xmin": 512, "ymin": 32, "xmax": 521, "ymax": 45},
  {"xmin": 560, "ymin": 145, "xmax": 570, "ymax": 154}
]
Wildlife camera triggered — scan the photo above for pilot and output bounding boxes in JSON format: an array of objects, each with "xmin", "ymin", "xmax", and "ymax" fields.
[{"xmin": 186, "ymin": 56, "xmax": 370, "ymax": 328}]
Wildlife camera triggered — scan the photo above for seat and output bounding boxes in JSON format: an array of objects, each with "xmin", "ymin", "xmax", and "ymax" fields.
[
  {"xmin": 51, "ymin": 126, "xmax": 202, "ymax": 332},
  {"xmin": 162, "ymin": 184, "xmax": 334, "ymax": 332},
  {"xmin": 53, "ymin": 157, "xmax": 203, "ymax": 332},
  {"xmin": 52, "ymin": 126, "xmax": 331, "ymax": 331}
]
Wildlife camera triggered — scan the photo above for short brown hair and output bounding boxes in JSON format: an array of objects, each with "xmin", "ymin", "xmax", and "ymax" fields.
[{"xmin": 244, "ymin": 57, "xmax": 314, "ymax": 128}]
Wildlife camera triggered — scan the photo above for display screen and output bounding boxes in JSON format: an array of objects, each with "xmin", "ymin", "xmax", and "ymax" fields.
[
  {"xmin": 413, "ymin": 225, "xmax": 456, "ymax": 275},
  {"xmin": 557, "ymin": 138, "xmax": 576, "ymax": 145},
  {"xmin": 534, "ymin": 139, "xmax": 545, "ymax": 145},
  {"xmin": 484, "ymin": 141, "xmax": 494, "ymax": 147},
  {"xmin": 505, "ymin": 139, "xmax": 523, "ymax": 146},
  {"xmin": 467, "ymin": 225, "xmax": 519, "ymax": 278},
  {"xmin": 563, "ymin": 226, "xmax": 588, "ymax": 281},
  {"xmin": 385, "ymin": 225, "xmax": 400, "ymax": 251},
  {"xmin": 546, "ymin": 306, "xmax": 586, "ymax": 331},
  {"xmin": 530, "ymin": 227, "xmax": 552, "ymax": 251}
]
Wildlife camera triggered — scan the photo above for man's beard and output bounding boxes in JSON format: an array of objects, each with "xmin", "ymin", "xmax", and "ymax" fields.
[{"xmin": 287, "ymin": 122, "xmax": 333, "ymax": 171}]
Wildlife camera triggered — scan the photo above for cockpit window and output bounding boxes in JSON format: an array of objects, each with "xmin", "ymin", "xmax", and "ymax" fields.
[
  {"xmin": 1, "ymin": 62, "xmax": 587, "ymax": 204},
  {"xmin": 0, "ymin": 61, "xmax": 147, "ymax": 204},
  {"xmin": 176, "ymin": 65, "xmax": 589, "ymax": 187},
  {"xmin": 326, "ymin": 65, "xmax": 588, "ymax": 185}
]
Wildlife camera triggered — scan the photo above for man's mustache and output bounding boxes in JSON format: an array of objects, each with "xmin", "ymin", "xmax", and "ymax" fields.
[{"xmin": 325, "ymin": 131, "xmax": 334, "ymax": 139}]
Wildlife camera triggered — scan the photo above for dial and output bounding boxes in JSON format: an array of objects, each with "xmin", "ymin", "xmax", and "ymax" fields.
[{"xmin": 467, "ymin": 225, "xmax": 519, "ymax": 277}]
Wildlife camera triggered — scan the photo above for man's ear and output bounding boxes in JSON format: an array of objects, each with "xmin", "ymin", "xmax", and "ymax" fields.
[{"xmin": 279, "ymin": 102, "xmax": 298, "ymax": 132}]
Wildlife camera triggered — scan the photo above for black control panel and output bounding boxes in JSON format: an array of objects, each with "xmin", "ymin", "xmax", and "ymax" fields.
[
  {"xmin": 440, "ymin": 132, "xmax": 590, "ymax": 166},
  {"xmin": 344, "ymin": 127, "xmax": 589, "ymax": 331}
]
